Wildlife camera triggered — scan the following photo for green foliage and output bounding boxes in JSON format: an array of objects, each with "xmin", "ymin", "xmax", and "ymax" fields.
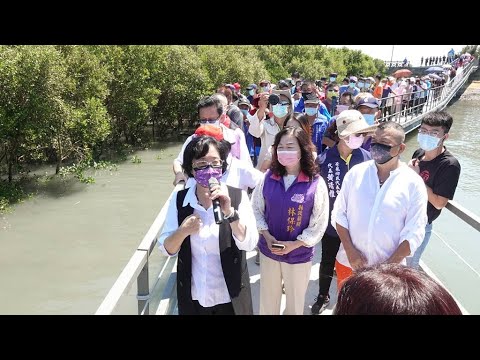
[
  {"xmin": 0, "ymin": 45, "xmax": 69, "ymax": 180},
  {"xmin": 131, "ymin": 155, "xmax": 141, "ymax": 164},
  {"xmin": 99, "ymin": 45, "xmax": 161, "ymax": 145},
  {"xmin": 197, "ymin": 45, "xmax": 270, "ymax": 89},
  {"xmin": 255, "ymin": 45, "xmax": 385, "ymax": 83},
  {"xmin": 153, "ymin": 46, "xmax": 212, "ymax": 132},
  {"xmin": 0, "ymin": 44, "xmax": 387, "ymax": 198},
  {"xmin": 0, "ymin": 180, "xmax": 31, "ymax": 214},
  {"xmin": 461, "ymin": 45, "xmax": 479, "ymax": 58},
  {"xmin": 58, "ymin": 160, "xmax": 117, "ymax": 184}
]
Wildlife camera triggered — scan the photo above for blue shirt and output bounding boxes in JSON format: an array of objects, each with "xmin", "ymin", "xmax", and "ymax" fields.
[
  {"xmin": 319, "ymin": 145, "xmax": 372, "ymax": 236},
  {"xmin": 294, "ymin": 97, "xmax": 332, "ymax": 120},
  {"xmin": 311, "ymin": 115, "xmax": 334, "ymax": 154}
]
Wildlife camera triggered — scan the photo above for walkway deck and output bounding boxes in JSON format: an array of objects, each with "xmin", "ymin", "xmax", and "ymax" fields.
[
  {"xmin": 246, "ymin": 245, "xmax": 337, "ymax": 315},
  {"xmin": 95, "ymin": 60, "xmax": 478, "ymax": 316},
  {"xmin": 169, "ymin": 243, "xmax": 338, "ymax": 315}
]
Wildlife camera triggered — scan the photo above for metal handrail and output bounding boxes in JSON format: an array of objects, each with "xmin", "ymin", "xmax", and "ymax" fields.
[
  {"xmin": 95, "ymin": 183, "xmax": 184, "ymax": 315},
  {"xmin": 446, "ymin": 200, "xmax": 480, "ymax": 232},
  {"xmin": 96, "ymin": 59, "xmax": 478, "ymax": 315},
  {"xmin": 372, "ymin": 60, "xmax": 476, "ymax": 132}
]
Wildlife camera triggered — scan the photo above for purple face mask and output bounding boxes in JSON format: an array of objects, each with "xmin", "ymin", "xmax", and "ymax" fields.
[{"xmin": 193, "ymin": 167, "xmax": 223, "ymax": 188}]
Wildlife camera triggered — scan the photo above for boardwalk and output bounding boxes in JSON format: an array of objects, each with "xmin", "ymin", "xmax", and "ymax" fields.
[{"xmin": 95, "ymin": 60, "xmax": 478, "ymax": 316}]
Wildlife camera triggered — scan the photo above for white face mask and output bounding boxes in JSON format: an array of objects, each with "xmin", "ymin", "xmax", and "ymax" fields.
[{"xmin": 344, "ymin": 134, "xmax": 364, "ymax": 149}]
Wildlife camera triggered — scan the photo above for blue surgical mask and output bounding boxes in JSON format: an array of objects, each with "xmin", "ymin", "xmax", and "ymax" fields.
[
  {"xmin": 305, "ymin": 107, "xmax": 317, "ymax": 116},
  {"xmin": 418, "ymin": 133, "xmax": 441, "ymax": 151},
  {"xmin": 248, "ymin": 89, "xmax": 255, "ymax": 96},
  {"xmin": 262, "ymin": 86, "xmax": 270, "ymax": 92},
  {"xmin": 357, "ymin": 82, "xmax": 364, "ymax": 88},
  {"xmin": 365, "ymin": 82, "xmax": 371, "ymax": 88},
  {"xmin": 240, "ymin": 109, "xmax": 249, "ymax": 117},
  {"xmin": 349, "ymin": 82, "xmax": 356, "ymax": 88},
  {"xmin": 363, "ymin": 114, "xmax": 376, "ymax": 125},
  {"xmin": 330, "ymin": 77, "xmax": 336, "ymax": 82},
  {"xmin": 272, "ymin": 104, "xmax": 289, "ymax": 118}
]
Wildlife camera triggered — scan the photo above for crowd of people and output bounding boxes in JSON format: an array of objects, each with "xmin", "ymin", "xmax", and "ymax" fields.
[
  {"xmin": 157, "ymin": 63, "xmax": 464, "ymax": 315},
  {"xmin": 384, "ymin": 51, "xmax": 474, "ymax": 68}
]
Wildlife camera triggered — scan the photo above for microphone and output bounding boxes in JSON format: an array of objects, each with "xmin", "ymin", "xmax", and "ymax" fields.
[{"xmin": 208, "ymin": 177, "xmax": 223, "ymax": 224}]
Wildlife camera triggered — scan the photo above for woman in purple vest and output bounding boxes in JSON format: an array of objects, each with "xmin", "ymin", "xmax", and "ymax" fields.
[
  {"xmin": 252, "ymin": 127, "xmax": 329, "ymax": 315},
  {"xmin": 310, "ymin": 110, "xmax": 375, "ymax": 314}
]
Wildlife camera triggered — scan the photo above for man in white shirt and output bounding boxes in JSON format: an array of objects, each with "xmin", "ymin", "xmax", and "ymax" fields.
[
  {"xmin": 173, "ymin": 96, "xmax": 252, "ymax": 186},
  {"xmin": 331, "ymin": 121, "xmax": 428, "ymax": 289}
]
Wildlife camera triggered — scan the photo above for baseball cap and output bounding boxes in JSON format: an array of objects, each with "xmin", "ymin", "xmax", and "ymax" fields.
[
  {"xmin": 271, "ymin": 89, "xmax": 293, "ymax": 105},
  {"xmin": 329, "ymin": 73, "xmax": 338, "ymax": 77},
  {"xmin": 237, "ymin": 99, "xmax": 251, "ymax": 108},
  {"xmin": 233, "ymin": 82, "xmax": 241, "ymax": 90},
  {"xmin": 225, "ymin": 83, "xmax": 235, "ymax": 90},
  {"xmin": 349, "ymin": 76, "xmax": 358, "ymax": 82},
  {"xmin": 336, "ymin": 110, "xmax": 377, "ymax": 138},
  {"xmin": 304, "ymin": 93, "xmax": 320, "ymax": 105},
  {"xmin": 356, "ymin": 96, "xmax": 379, "ymax": 109},
  {"xmin": 246, "ymin": 84, "xmax": 257, "ymax": 90}
]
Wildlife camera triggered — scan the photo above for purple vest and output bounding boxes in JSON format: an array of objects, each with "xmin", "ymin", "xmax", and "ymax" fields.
[{"xmin": 258, "ymin": 171, "xmax": 319, "ymax": 264}]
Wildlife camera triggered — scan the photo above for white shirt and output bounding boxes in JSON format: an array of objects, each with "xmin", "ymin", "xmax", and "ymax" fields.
[
  {"xmin": 175, "ymin": 124, "xmax": 252, "ymax": 167},
  {"xmin": 185, "ymin": 154, "xmax": 263, "ymax": 191},
  {"xmin": 331, "ymin": 160, "xmax": 428, "ymax": 267},
  {"xmin": 247, "ymin": 112, "xmax": 281, "ymax": 170},
  {"xmin": 157, "ymin": 182, "xmax": 258, "ymax": 307}
]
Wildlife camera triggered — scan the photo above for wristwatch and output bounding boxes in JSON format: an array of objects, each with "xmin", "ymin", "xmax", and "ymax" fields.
[{"xmin": 224, "ymin": 208, "xmax": 240, "ymax": 223}]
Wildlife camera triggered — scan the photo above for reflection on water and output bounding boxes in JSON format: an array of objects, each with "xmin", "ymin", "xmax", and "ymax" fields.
[
  {"xmin": 404, "ymin": 99, "xmax": 480, "ymax": 314},
  {"xmin": 0, "ymin": 141, "xmax": 184, "ymax": 314}
]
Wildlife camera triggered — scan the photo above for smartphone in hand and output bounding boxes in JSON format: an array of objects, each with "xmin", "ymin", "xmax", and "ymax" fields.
[{"xmin": 272, "ymin": 243, "xmax": 285, "ymax": 250}]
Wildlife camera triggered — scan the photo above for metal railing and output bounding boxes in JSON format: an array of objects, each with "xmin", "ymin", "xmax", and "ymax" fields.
[
  {"xmin": 95, "ymin": 183, "xmax": 184, "ymax": 315},
  {"xmin": 96, "ymin": 60, "xmax": 479, "ymax": 315},
  {"xmin": 373, "ymin": 59, "xmax": 477, "ymax": 134}
]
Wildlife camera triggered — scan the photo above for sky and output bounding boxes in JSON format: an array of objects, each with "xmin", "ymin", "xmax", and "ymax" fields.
[{"xmin": 328, "ymin": 45, "xmax": 466, "ymax": 66}]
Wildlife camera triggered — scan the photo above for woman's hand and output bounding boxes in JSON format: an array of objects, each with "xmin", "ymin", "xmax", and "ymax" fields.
[
  {"xmin": 207, "ymin": 183, "xmax": 232, "ymax": 216},
  {"xmin": 271, "ymin": 240, "xmax": 301, "ymax": 256},
  {"xmin": 261, "ymin": 231, "xmax": 276, "ymax": 251},
  {"xmin": 179, "ymin": 214, "xmax": 202, "ymax": 236}
]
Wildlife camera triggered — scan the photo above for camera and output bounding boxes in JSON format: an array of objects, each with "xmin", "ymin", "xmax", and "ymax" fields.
[{"xmin": 268, "ymin": 93, "xmax": 280, "ymax": 105}]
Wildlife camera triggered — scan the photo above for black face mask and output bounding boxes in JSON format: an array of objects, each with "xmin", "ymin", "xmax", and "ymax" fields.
[
  {"xmin": 370, "ymin": 143, "xmax": 396, "ymax": 164},
  {"xmin": 302, "ymin": 92, "xmax": 312, "ymax": 100}
]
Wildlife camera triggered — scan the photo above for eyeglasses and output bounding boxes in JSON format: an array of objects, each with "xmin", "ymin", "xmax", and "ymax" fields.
[
  {"xmin": 199, "ymin": 118, "xmax": 219, "ymax": 124},
  {"xmin": 418, "ymin": 128, "xmax": 443, "ymax": 137},
  {"xmin": 192, "ymin": 159, "xmax": 224, "ymax": 170}
]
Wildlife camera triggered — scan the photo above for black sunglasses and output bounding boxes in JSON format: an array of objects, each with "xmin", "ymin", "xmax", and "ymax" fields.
[{"xmin": 199, "ymin": 118, "xmax": 219, "ymax": 124}]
